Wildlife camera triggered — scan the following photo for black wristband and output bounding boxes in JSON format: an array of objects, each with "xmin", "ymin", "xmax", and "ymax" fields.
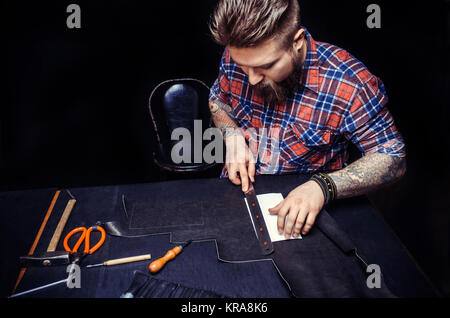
[{"xmin": 310, "ymin": 172, "xmax": 337, "ymax": 204}]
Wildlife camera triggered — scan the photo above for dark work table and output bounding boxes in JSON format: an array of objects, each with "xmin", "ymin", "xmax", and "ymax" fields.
[{"xmin": 0, "ymin": 174, "xmax": 439, "ymax": 299}]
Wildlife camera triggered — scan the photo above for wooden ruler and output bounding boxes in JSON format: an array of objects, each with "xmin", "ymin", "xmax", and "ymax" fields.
[{"xmin": 47, "ymin": 199, "xmax": 76, "ymax": 252}]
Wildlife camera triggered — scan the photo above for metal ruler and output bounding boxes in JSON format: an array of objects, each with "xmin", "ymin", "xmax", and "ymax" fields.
[{"xmin": 244, "ymin": 185, "xmax": 274, "ymax": 255}]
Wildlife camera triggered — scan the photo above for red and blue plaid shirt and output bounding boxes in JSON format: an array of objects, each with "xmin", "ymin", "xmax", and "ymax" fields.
[{"xmin": 210, "ymin": 28, "xmax": 405, "ymax": 176}]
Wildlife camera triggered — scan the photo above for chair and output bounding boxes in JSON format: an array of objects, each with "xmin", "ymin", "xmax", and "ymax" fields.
[{"xmin": 148, "ymin": 78, "xmax": 220, "ymax": 173}]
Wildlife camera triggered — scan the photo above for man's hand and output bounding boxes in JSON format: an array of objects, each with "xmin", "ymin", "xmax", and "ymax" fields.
[
  {"xmin": 208, "ymin": 100, "xmax": 256, "ymax": 192},
  {"xmin": 268, "ymin": 180, "xmax": 325, "ymax": 238},
  {"xmin": 225, "ymin": 132, "xmax": 256, "ymax": 192}
]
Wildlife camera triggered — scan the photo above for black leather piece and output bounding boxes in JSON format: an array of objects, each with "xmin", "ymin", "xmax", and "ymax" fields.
[
  {"xmin": 100, "ymin": 174, "xmax": 409, "ymax": 297},
  {"xmin": 272, "ymin": 238, "xmax": 397, "ymax": 297},
  {"xmin": 121, "ymin": 270, "xmax": 227, "ymax": 298},
  {"xmin": 104, "ymin": 183, "xmax": 264, "ymax": 261},
  {"xmin": 100, "ymin": 175, "xmax": 361, "ymax": 262},
  {"xmin": 315, "ymin": 209, "xmax": 357, "ymax": 255},
  {"xmin": 103, "ymin": 220, "xmax": 161, "ymax": 238}
]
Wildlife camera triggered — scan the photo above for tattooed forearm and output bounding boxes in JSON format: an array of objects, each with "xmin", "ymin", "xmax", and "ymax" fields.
[
  {"xmin": 328, "ymin": 153, "xmax": 406, "ymax": 199},
  {"xmin": 209, "ymin": 99, "xmax": 233, "ymax": 115},
  {"xmin": 209, "ymin": 100, "xmax": 243, "ymax": 139},
  {"xmin": 209, "ymin": 100, "xmax": 236, "ymax": 129}
]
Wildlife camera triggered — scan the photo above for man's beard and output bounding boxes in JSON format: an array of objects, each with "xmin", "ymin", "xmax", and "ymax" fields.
[{"xmin": 253, "ymin": 50, "xmax": 303, "ymax": 106}]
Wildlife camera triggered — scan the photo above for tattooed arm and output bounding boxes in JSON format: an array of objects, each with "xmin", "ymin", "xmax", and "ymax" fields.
[
  {"xmin": 209, "ymin": 100, "xmax": 241, "ymax": 139},
  {"xmin": 209, "ymin": 99, "xmax": 255, "ymax": 191},
  {"xmin": 269, "ymin": 144, "xmax": 406, "ymax": 238},
  {"xmin": 329, "ymin": 153, "xmax": 406, "ymax": 199}
]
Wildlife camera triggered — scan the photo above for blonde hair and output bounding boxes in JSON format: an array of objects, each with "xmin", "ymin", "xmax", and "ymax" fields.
[{"xmin": 209, "ymin": 0, "xmax": 301, "ymax": 48}]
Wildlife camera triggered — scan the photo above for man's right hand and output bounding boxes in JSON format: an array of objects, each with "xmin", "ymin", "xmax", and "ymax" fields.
[{"xmin": 224, "ymin": 132, "xmax": 256, "ymax": 192}]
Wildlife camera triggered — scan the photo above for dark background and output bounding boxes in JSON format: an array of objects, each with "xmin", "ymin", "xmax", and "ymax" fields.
[{"xmin": 1, "ymin": 0, "xmax": 449, "ymax": 296}]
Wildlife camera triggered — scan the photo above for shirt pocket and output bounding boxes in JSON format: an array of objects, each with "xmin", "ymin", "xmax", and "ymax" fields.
[
  {"xmin": 290, "ymin": 124, "xmax": 334, "ymax": 151},
  {"xmin": 280, "ymin": 123, "xmax": 336, "ymax": 167}
]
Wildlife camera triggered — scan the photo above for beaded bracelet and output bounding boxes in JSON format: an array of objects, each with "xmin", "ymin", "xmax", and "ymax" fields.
[{"xmin": 310, "ymin": 172, "xmax": 337, "ymax": 204}]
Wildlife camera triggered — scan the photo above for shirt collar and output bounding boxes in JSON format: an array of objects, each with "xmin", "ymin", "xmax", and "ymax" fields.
[{"xmin": 299, "ymin": 27, "xmax": 319, "ymax": 94}]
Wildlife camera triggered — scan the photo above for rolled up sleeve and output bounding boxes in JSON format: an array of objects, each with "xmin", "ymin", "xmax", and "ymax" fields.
[{"xmin": 341, "ymin": 76, "xmax": 406, "ymax": 158}]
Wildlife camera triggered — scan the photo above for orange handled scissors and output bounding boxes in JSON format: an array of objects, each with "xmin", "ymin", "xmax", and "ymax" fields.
[{"xmin": 63, "ymin": 225, "xmax": 106, "ymax": 255}]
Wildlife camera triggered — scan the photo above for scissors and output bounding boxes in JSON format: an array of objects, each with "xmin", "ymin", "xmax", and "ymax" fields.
[{"xmin": 63, "ymin": 225, "xmax": 106, "ymax": 265}]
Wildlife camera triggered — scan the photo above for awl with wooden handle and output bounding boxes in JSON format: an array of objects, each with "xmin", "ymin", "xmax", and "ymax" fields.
[
  {"xmin": 11, "ymin": 253, "xmax": 152, "ymax": 298},
  {"xmin": 86, "ymin": 254, "xmax": 151, "ymax": 268},
  {"xmin": 149, "ymin": 240, "xmax": 191, "ymax": 273}
]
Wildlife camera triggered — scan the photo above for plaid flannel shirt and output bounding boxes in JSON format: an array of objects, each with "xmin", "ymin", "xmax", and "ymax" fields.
[{"xmin": 209, "ymin": 28, "xmax": 405, "ymax": 176}]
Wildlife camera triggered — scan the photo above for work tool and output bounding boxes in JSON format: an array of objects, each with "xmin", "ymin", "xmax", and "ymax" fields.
[
  {"xmin": 20, "ymin": 191, "xmax": 77, "ymax": 267},
  {"xmin": 63, "ymin": 224, "xmax": 106, "ymax": 265},
  {"xmin": 47, "ymin": 195, "xmax": 76, "ymax": 252},
  {"xmin": 86, "ymin": 254, "xmax": 152, "ymax": 268},
  {"xmin": 10, "ymin": 253, "xmax": 151, "ymax": 298},
  {"xmin": 10, "ymin": 225, "xmax": 106, "ymax": 298},
  {"xmin": 9, "ymin": 278, "xmax": 69, "ymax": 298},
  {"xmin": 11, "ymin": 190, "xmax": 61, "ymax": 294},
  {"xmin": 19, "ymin": 222, "xmax": 104, "ymax": 268},
  {"xmin": 244, "ymin": 184, "xmax": 274, "ymax": 255},
  {"xmin": 20, "ymin": 250, "xmax": 71, "ymax": 267},
  {"xmin": 149, "ymin": 240, "xmax": 192, "ymax": 273}
]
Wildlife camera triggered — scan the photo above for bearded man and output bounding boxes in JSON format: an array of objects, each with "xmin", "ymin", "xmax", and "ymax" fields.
[{"xmin": 208, "ymin": 0, "xmax": 406, "ymax": 239}]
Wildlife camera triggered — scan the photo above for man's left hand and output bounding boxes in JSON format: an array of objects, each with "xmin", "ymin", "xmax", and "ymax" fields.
[{"xmin": 268, "ymin": 180, "xmax": 325, "ymax": 238}]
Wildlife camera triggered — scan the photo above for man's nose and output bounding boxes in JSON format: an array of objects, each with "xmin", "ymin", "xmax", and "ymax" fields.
[{"xmin": 248, "ymin": 68, "xmax": 263, "ymax": 85}]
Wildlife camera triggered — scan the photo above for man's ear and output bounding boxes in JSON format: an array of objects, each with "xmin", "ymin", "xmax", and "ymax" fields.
[{"xmin": 292, "ymin": 29, "xmax": 305, "ymax": 52}]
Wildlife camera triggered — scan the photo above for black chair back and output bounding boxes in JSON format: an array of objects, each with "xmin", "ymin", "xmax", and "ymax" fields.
[{"xmin": 148, "ymin": 78, "xmax": 218, "ymax": 172}]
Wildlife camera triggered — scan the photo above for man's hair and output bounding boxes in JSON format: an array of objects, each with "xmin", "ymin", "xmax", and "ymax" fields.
[{"xmin": 209, "ymin": 0, "xmax": 301, "ymax": 49}]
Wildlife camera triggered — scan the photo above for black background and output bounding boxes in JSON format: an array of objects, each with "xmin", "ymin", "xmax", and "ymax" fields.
[{"xmin": 1, "ymin": 0, "xmax": 449, "ymax": 296}]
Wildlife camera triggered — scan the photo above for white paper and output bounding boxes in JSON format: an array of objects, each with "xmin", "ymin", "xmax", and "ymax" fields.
[{"xmin": 245, "ymin": 192, "xmax": 302, "ymax": 242}]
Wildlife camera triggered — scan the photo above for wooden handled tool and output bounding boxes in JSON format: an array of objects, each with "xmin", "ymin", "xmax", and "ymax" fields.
[
  {"xmin": 149, "ymin": 240, "xmax": 191, "ymax": 273},
  {"xmin": 149, "ymin": 246, "xmax": 182, "ymax": 273},
  {"xmin": 86, "ymin": 254, "xmax": 151, "ymax": 268}
]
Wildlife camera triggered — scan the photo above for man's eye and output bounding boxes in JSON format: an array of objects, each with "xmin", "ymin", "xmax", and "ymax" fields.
[{"xmin": 260, "ymin": 63, "xmax": 275, "ymax": 70}]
